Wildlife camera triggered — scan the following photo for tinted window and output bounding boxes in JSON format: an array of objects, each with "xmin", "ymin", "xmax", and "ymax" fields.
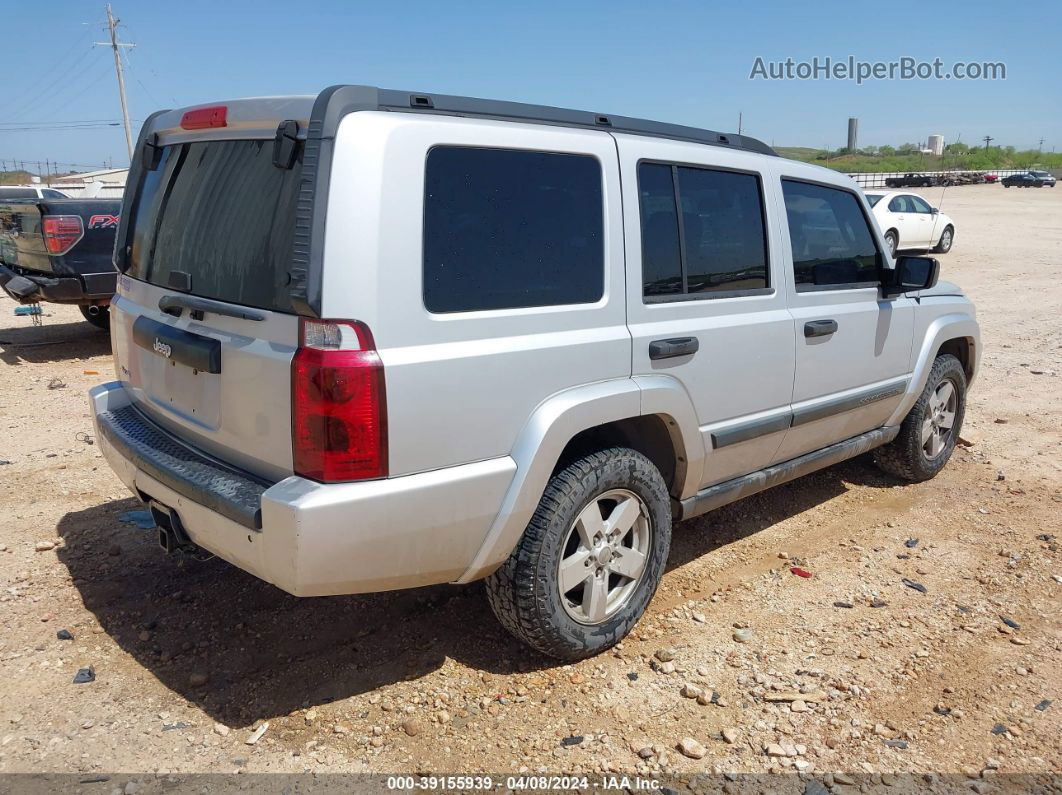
[
  {"xmin": 0, "ymin": 188, "xmax": 36, "ymax": 199},
  {"xmin": 888, "ymin": 195, "xmax": 912, "ymax": 213},
  {"xmin": 910, "ymin": 196, "xmax": 933, "ymax": 213},
  {"xmin": 41, "ymin": 189, "xmax": 67, "ymax": 198},
  {"xmin": 423, "ymin": 147, "xmax": 603, "ymax": 313},
  {"xmin": 637, "ymin": 162, "xmax": 768, "ymax": 299},
  {"xmin": 865, "ymin": 194, "xmax": 884, "ymax": 207},
  {"xmin": 782, "ymin": 180, "xmax": 881, "ymax": 288},
  {"xmin": 126, "ymin": 139, "xmax": 303, "ymax": 312},
  {"xmin": 638, "ymin": 163, "xmax": 683, "ymax": 297}
]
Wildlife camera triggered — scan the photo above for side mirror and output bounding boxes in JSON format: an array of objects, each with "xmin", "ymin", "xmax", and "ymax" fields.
[
  {"xmin": 882, "ymin": 255, "xmax": 939, "ymax": 297},
  {"xmin": 930, "ymin": 206, "xmax": 939, "ymax": 214}
]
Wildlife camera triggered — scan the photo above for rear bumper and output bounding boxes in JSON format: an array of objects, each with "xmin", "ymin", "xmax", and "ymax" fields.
[
  {"xmin": 89, "ymin": 382, "xmax": 516, "ymax": 596},
  {"xmin": 0, "ymin": 263, "xmax": 115, "ymax": 304}
]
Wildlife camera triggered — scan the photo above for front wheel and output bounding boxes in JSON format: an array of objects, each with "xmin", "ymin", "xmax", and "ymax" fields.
[
  {"xmin": 486, "ymin": 448, "xmax": 672, "ymax": 660},
  {"xmin": 883, "ymin": 230, "xmax": 898, "ymax": 255},
  {"xmin": 932, "ymin": 225, "xmax": 954, "ymax": 254},
  {"xmin": 873, "ymin": 354, "xmax": 967, "ymax": 482}
]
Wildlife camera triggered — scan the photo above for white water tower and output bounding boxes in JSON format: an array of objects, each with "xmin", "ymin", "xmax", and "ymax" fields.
[{"xmin": 927, "ymin": 134, "xmax": 944, "ymax": 156}]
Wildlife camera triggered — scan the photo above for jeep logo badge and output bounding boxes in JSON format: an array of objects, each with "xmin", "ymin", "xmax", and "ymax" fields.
[{"xmin": 153, "ymin": 338, "xmax": 172, "ymax": 358}]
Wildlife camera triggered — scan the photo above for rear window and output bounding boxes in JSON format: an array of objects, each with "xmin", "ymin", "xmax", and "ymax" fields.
[
  {"xmin": 423, "ymin": 146, "xmax": 604, "ymax": 313},
  {"xmin": 0, "ymin": 187, "xmax": 37, "ymax": 199},
  {"xmin": 125, "ymin": 139, "xmax": 302, "ymax": 312},
  {"xmin": 865, "ymin": 193, "xmax": 883, "ymax": 207}
]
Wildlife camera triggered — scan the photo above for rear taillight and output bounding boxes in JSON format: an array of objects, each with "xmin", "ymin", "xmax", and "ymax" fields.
[
  {"xmin": 41, "ymin": 215, "xmax": 84, "ymax": 255},
  {"xmin": 180, "ymin": 105, "xmax": 228, "ymax": 129},
  {"xmin": 292, "ymin": 318, "xmax": 387, "ymax": 483}
]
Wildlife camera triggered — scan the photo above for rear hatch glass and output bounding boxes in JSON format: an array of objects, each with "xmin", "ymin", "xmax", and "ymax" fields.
[
  {"xmin": 127, "ymin": 139, "xmax": 301, "ymax": 310},
  {"xmin": 111, "ymin": 139, "xmax": 303, "ymax": 480}
]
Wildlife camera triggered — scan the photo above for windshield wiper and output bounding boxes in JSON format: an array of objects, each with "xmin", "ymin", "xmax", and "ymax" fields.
[{"xmin": 159, "ymin": 294, "xmax": 266, "ymax": 322}]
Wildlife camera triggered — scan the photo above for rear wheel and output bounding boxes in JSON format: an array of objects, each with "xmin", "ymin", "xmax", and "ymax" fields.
[
  {"xmin": 874, "ymin": 354, "xmax": 966, "ymax": 482},
  {"xmin": 486, "ymin": 448, "xmax": 671, "ymax": 660},
  {"xmin": 78, "ymin": 305, "xmax": 110, "ymax": 331}
]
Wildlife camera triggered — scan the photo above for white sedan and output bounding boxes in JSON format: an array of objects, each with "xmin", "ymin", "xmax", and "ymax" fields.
[{"xmin": 864, "ymin": 191, "xmax": 955, "ymax": 255}]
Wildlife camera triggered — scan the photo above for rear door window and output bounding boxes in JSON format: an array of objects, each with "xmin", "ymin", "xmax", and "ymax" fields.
[
  {"xmin": 423, "ymin": 146, "xmax": 604, "ymax": 313},
  {"xmin": 125, "ymin": 139, "xmax": 303, "ymax": 312},
  {"xmin": 637, "ymin": 162, "xmax": 769, "ymax": 300},
  {"xmin": 782, "ymin": 180, "xmax": 881, "ymax": 290}
]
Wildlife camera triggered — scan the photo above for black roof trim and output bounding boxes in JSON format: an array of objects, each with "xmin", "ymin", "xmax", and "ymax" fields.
[
  {"xmin": 311, "ymin": 84, "xmax": 776, "ymax": 155},
  {"xmin": 288, "ymin": 84, "xmax": 775, "ymax": 316}
]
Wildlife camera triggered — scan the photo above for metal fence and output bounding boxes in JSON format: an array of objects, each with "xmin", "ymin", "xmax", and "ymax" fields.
[{"xmin": 845, "ymin": 169, "xmax": 1031, "ymax": 189}]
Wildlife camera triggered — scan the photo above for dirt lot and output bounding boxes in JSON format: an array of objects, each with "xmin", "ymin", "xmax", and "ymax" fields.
[{"xmin": 0, "ymin": 184, "xmax": 1058, "ymax": 790}]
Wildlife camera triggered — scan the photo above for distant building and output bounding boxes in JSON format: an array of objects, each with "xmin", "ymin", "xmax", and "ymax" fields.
[
  {"xmin": 927, "ymin": 134, "xmax": 944, "ymax": 156},
  {"xmin": 48, "ymin": 167, "xmax": 128, "ymax": 199},
  {"xmin": 847, "ymin": 118, "xmax": 858, "ymax": 151}
]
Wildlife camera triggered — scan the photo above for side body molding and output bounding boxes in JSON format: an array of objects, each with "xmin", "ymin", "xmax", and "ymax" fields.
[
  {"xmin": 455, "ymin": 376, "xmax": 704, "ymax": 583},
  {"xmin": 886, "ymin": 312, "xmax": 980, "ymax": 427}
]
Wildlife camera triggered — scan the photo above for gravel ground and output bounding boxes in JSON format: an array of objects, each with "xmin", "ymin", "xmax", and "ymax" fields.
[{"xmin": 0, "ymin": 184, "xmax": 1058, "ymax": 791}]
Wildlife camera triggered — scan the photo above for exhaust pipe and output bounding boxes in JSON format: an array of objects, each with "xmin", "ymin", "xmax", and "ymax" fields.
[{"xmin": 86, "ymin": 305, "xmax": 102, "ymax": 317}]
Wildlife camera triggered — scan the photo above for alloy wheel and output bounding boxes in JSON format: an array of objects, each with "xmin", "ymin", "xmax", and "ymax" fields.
[
  {"xmin": 922, "ymin": 380, "xmax": 957, "ymax": 458},
  {"xmin": 557, "ymin": 489, "xmax": 651, "ymax": 625}
]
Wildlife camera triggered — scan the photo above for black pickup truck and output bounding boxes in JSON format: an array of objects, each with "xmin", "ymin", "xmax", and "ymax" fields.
[
  {"xmin": 884, "ymin": 173, "xmax": 936, "ymax": 188},
  {"xmin": 0, "ymin": 197, "xmax": 121, "ymax": 329}
]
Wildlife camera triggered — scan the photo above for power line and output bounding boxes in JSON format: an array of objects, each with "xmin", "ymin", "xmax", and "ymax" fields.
[
  {"xmin": 0, "ymin": 118, "xmax": 129, "ymax": 126},
  {"xmin": 2, "ymin": 24, "xmax": 97, "ymax": 113},
  {"xmin": 0, "ymin": 122, "xmax": 128, "ymax": 132},
  {"xmin": 2, "ymin": 44, "xmax": 101, "ymax": 123},
  {"xmin": 6, "ymin": 54, "xmax": 113, "ymax": 130}
]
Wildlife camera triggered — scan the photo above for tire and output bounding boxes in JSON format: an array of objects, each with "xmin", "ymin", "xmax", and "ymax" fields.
[
  {"xmin": 79, "ymin": 305, "xmax": 110, "ymax": 331},
  {"xmin": 883, "ymin": 230, "xmax": 899, "ymax": 255},
  {"xmin": 873, "ymin": 354, "xmax": 967, "ymax": 482},
  {"xmin": 932, "ymin": 225, "xmax": 954, "ymax": 254},
  {"xmin": 486, "ymin": 447, "xmax": 672, "ymax": 660}
]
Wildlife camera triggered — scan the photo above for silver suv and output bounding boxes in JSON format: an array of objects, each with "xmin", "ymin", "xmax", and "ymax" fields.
[{"xmin": 91, "ymin": 86, "xmax": 980, "ymax": 660}]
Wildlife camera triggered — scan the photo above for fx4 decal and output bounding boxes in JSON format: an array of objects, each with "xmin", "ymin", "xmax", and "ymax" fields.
[{"xmin": 88, "ymin": 214, "xmax": 120, "ymax": 230}]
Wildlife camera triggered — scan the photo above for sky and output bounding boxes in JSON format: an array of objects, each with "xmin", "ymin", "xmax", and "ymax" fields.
[{"xmin": 2, "ymin": 0, "xmax": 1059, "ymax": 173}]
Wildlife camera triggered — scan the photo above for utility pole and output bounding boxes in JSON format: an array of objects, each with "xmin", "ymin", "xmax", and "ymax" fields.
[
  {"xmin": 737, "ymin": 112, "xmax": 743, "ymax": 135},
  {"xmin": 1038, "ymin": 137, "xmax": 1045, "ymax": 154},
  {"xmin": 982, "ymin": 135, "xmax": 994, "ymax": 150},
  {"xmin": 96, "ymin": 4, "xmax": 136, "ymax": 163}
]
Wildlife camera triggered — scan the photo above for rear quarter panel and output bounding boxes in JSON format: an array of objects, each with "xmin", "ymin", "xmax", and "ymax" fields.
[{"xmin": 322, "ymin": 112, "xmax": 632, "ymax": 477}]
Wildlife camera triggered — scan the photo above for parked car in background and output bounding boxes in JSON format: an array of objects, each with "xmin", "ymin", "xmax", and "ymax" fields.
[
  {"xmin": 91, "ymin": 86, "xmax": 979, "ymax": 660},
  {"xmin": 884, "ymin": 173, "xmax": 935, "ymax": 188},
  {"xmin": 1001, "ymin": 173, "xmax": 1045, "ymax": 188},
  {"xmin": 1027, "ymin": 170, "xmax": 1056, "ymax": 187},
  {"xmin": 0, "ymin": 185, "xmax": 70, "ymax": 200},
  {"xmin": 864, "ymin": 191, "xmax": 955, "ymax": 254},
  {"xmin": 0, "ymin": 195, "xmax": 121, "ymax": 328}
]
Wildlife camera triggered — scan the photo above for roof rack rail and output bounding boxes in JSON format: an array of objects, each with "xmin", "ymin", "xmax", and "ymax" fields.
[{"xmin": 308, "ymin": 85, "xmax": 777, "ymax": 157}]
